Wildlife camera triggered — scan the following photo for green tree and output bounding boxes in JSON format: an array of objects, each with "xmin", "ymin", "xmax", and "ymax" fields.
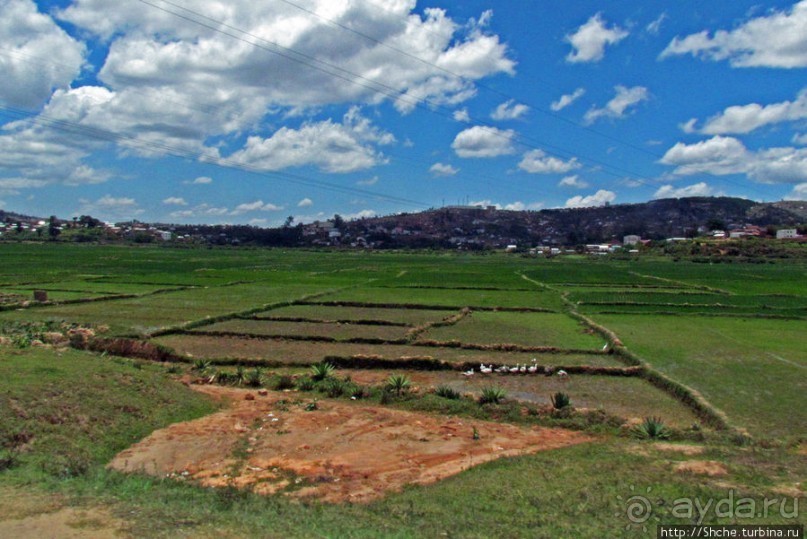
[{"xmin": 48, "ymin": 216, "xmax": 60, "ymax": 240}]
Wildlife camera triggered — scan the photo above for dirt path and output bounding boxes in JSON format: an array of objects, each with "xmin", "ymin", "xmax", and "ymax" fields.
[{"xmin": 109, "ymin": 386, "xmax": 592, "ymax": 503}]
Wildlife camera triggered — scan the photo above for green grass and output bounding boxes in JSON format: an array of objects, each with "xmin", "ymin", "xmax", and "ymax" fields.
[
  {"xmin": 0, "ymin": 244, "xmax": 805, "ymax": 536},
  {"xmin": 154, "ymin": 334, "xmax": 625, "ymax": 367},
  {"xmin": 595, "ymin": 314, "xmax": 807, "ymax": 439},
  {"xmin": 0, "ymin": 347, "xmax": 216, "ymax": 478},
  {"xmin": 197, "ymin": 319, "xmax": 409, "ymax": 341},
  {"xmin": 323, "ymin": 286, "xmax": 565, "ymax": 310},
  {"xmin": 260, "ymin": 304, "xmax": 457, "ymax": 325},
  {"xmin": 0, "ymin": 284, "xmax": 335, "ymax": 336},
  {"xmin": 421, "ymin": 311, "xmax": 606, "ymax": 350}
]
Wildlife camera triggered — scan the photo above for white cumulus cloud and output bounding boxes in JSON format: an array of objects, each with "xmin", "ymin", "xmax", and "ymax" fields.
[
  {"xmin": 503, "ymin": 201, "xmax": 543, "ymax": 211},
  {"xmin": 491, "ymin": 100, "xmax": 529, "ymax": 120},
  {"xmin": 231, "ymin": 200, "xmax": 284, "ymax": 215},
  {"xmin": 453, "ymin": 108, "xmax": 471, "ymax": 123},
  {"xmin": 452, "ymin": 126, "xmax": 516, "ymax": 158},
  {"xmin": 551, "ymin": 88, "xmax": 586, "ymax": 112},
  {"xmin": 565, "ymin": 13, "xmax": 628, "ymax": 63},
  {"xmin": 430, "ymin": 162, "xmax": 459, "ymax": 176},
  {"xmin": 785, "ymin": 182, "xmax": 807, "ymax": 200},
  {"xmin": 558, "ymin": 175, "xmax": 589, "ymax": 189},
  {"xmin": 660, "ymin": 135, "xmax": 807, "ymax": 184},
  {"xmin": 565, "ymin": 189, "xmax": 616, "ymax": 208},
  {"xmin": 225, "ymin": 108, "xmax": 393, "ymax": 173},
  {"xmin": 162, "ymin": 197, "xmax": 187, "ymax": 206},
  {"xmin": 660, "ymin": 1, "xmax": 807, "ymax": 68},
  {"xmin": 688, "ymin": 89, "xmax": 807, "ymax": 135},
  {"xmin": 584, "ymin": 86, "xmax": 649, "ymax": 124},
  {"xmin": 0, "ymin": 0, "xmax": 85, "ymax": 109},
  {"xmin": 297, "ymin": 198, "xmax": 313, "ymax": 208},
  {"xmin": 653, "ymin": 182, "xmax": 715, "ymax": 199},
  {"xmin": 518, "ymin": 150, "xmax": 582, "ymax": 174}
]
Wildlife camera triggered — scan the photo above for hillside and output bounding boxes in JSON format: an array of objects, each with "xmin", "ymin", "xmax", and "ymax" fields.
[{"xmin": 342, "ymin": 197, "xmax": 806, "ymax": 248}]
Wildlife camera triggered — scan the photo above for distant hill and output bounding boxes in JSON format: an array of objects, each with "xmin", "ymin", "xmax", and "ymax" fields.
[
  {"xmin": 2, "ymin": 197, "xmax": 805, "ymax": 248},
  {"xmin": 342, "ymin": 197, "xmax": 807, "ymax": 248}
]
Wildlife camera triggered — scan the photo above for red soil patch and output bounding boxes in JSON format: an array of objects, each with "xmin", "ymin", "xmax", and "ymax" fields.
[
  {"xmin": 674, "ymin": 460, "xmax": 729, "ymax": 477},
  {"xmin": 109, "ymin": 386, "xmax": 592, "ymax": 503}
]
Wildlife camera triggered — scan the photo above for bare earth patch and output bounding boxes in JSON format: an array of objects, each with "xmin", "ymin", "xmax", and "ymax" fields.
[
  {"xmin": 674, "ymin": 460, "xmax": 729, "ymax": 477},
  {"xmin": 653, "ymin": 442, "xmax": 705, "ymax": 456},
  {"xmin": 0, "ymin": 507, "xmax": 127, "ymax": 539},
  {"xmin": 109, "ymin": 386, "xmax": 592, "ymax": 503}
]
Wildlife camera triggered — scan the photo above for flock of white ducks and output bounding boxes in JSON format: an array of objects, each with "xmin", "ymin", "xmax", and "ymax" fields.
[{"xmin": 463, "ymin": 359, "xmax": 568, "ymax": 378}]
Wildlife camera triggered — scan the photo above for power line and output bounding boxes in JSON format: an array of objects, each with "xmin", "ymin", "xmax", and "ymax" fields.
[
  {"xmin": 0, "ymin": 105, "xmax": 431, "ymax": 210},
  {"xmin": 136, "ymin": 0, "xmax": 673, "ymax": 191},
  {"xmin": 274, "ymin": 0, "xmax": 665, "ymax": 160}
]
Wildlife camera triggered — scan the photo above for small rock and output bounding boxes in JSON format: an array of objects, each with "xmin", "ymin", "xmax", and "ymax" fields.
[
  {"xmin": 245, "ymin": 393, "xmax": 255, "ymax": 401},
  {"xmin": 258, "ymin": 389, "xmax": 268, "ymax": 396}
]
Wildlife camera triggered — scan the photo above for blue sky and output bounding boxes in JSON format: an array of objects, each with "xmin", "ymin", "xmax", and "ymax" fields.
[{"xmin": 1, "ymin": 0, "xmax": 806, "ymax": 225}]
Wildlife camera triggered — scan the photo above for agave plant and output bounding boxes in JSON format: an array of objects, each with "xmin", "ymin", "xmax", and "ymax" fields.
[
  {"xmin": 296, "ymin": 377, "xmax": 316, "ymax": 391},
  {"xmin": 310, "ymin": 362, "xmax": 335, "ymax": 381},
  {"xmin": 245, "ymin": 368, "xmax": 263, "ymax": 388},
  {"xmin": 479, "ymin": 386, "xmax": 506, "ymax": 405},
  {"xmin": 322, "ymin": 377, "xmax": 347, "ymax": 398},
  {"xmin": 634, "ymin": 416, "xmax": 671, "ymax": 440},
  {"xmin": 274, "ymin": 374, "xmax": 296, "ymax": 391},
  {"xmin": 192, "ymin": 359, "xmax": 212, "ymax": 373},
  {"xmin": 550, "ymin": 392, "xmax": 571, "ymax": 410},
  {"xmin": 435, "ymin": 385, "xmax": 461, "ymax": 400},
  {"xmin": 233, "ymin": 366, "xmax": 247, "ymax": 386},
  {"xmin": 385, "ymin": 374, "xmax": 411, "ymax": 397}
]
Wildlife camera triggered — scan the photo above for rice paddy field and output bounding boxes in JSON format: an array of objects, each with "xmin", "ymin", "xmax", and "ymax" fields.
[{"xmin": 0, "ymin": 243, "xmax": 804, "ymax": 537}]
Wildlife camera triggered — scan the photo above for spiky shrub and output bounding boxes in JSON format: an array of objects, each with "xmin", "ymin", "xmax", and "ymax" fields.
[
  {"xmin": 322, "ymin": 378, "xmax": 347, "ymax": 398},
  {"xmin": 192, "ymin": 359, "xmax": 211, "ymax": 372},
  {"xmin": 634, "ymin": 416, "xmax": 671, "ymax": 440},
  {"xmin": 274, "ymin": 374, "xmax": 296, "ymax": 390},
  {"xmin": 385, "ymin": 374, "xmax": 411, "ymax": 397},
  {"xmin": 310, "ymin": 362, "xmax": 335, "ymax": 382},
  {"xmin": 550, "ymin": 392, "xmax": 571, "ymax": 410},
  {"xmin": 479, "ymin": 386, "xmax": 506, "ymax": 405},
  {"xmin": 211, "ymin": 370, "xmax": 231, "ymax": 385},
  {"xmin": 245, "ymin": 368, "xmax": 263, "ymax": 388},
  {"xmin": 350, "ymin": 385, "xmax": 368, "ymax": 400},
  {"xmin": 435, "ymin": 385, "xmax": 461, "ymax": 400},
  {"xmin": 233, "ymin": 366, "xmax": 247, "ymax": 386},
  {"xmin": 296, "ymin": 377, "xmax": 316, "ymax": 391}
]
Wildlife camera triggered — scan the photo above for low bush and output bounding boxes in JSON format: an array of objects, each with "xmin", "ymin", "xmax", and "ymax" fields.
[
  {"xmin": 634, "ymin": 416, "xmax": 671, "ymax": 440},
  {"xmin": 310, "ymin": 362, "xmax": 335, "ymax": 381},
  {"xmin": 435, "ymin": 385, "xmax": 461, "ymax": 400},
  {"xmin": 550, "ymin": 392, "xmax": 571, "ymax": 410},
  {"xmin": 385, "ymin": 374, "xmax": 411, "ymax": 396},
  {"xmin": 479, "ymin": 386, "xmax": 506, "ymax": 405}
]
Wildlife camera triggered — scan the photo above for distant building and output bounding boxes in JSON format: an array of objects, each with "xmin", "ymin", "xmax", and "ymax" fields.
[
  {"xmin": 776, "ymin": 229, "xmax": 798, "ymax": 239},
  {"xmin": 623, "ymin": 235, "xmax": 640, "ymax": 246}
]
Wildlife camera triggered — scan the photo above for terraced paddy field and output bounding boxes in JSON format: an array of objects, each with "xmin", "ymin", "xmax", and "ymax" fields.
[
  {"xmin": 591, "ymin": 314, "xmax": 807, "ymax": 439},
  {"xmin": 0, "ymin": 244, "xmax": 804, "ymax": 537},
  {"xmin": 419, "ymin": 311, "xmax": 606, "ymax": 350},
  {"xmin": 153, "ymin": 334, "xmax": 623, "ymax": 368}
]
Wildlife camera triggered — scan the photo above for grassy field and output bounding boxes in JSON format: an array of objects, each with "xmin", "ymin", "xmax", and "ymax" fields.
[
  {"xmin": 0, "ymin": 244, "xmax": 804, "ymax": 537},
  {"xmin": 323, "ymin": 286, "xmax": 566, "ymax": 310},
  {"xmin": 261, "ymin": 304, "xmax": 459, "ymax": 325},
  {"xmin": 1, "ymin": 348, "xmax": 803, "ymax": 538},
  {"xmin": 593, "ymin": 314, "xmax": 806, "ymax": 439},
  {"xmin": 154, "ymin": 334, "xmax": 625, "ymax": 367},
  {"xmin": 419, "ymin": 311, "xmax": 606, "ymax": 350},
  {"xmin": 196, "ymin": 318, "xmax": 410, "ymax": 341}
]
